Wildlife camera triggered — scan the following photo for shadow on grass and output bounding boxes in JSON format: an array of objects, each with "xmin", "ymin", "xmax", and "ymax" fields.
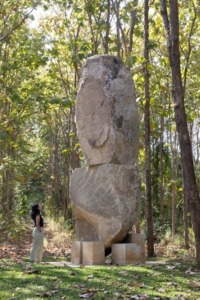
[{"xmin": 0, "ymin": 257, "xmax": 200, "ymax": 299}]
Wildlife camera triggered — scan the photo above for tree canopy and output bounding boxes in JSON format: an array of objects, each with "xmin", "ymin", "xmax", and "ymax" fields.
[{"xmin": 0, "ymin": 0, "xmax": 200, "ymax": 262}]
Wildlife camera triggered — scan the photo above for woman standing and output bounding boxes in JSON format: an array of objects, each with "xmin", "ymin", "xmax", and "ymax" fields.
[{"xmin": 30, "ymin": 203, "xmax": 44, "ymax": 263}]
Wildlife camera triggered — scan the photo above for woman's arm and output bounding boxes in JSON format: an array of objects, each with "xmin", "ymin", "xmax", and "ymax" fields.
[{"xmin": 36, "ymin": 215, "xmax": 42, "ymax": 232}]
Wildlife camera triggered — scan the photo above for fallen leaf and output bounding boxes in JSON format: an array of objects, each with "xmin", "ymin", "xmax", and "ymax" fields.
[
  {"xmin": 27, "ymin": 269, "xmax": 41, "ymax": 274},
  {"xmin": 42, "ymin": 290, "xmax": 58, "ymax": 297},
  {"xmin": 24, "ymin": 264, "xmax": 34, "ymax": 270},
  {"xmin": 178, "ymin": 295, "xmax": 185, "ymax": 300},
  {"xmin": 79, "ymin": 292, "xmax": 94, "ymax": 299},
  {"xmin": 118, "ymin": 270, "xmax": 128, "ymax": 276},
  {"xmin": 157, "ymin": 288, "xmax": 165, "ymax": 293},
  {"xmin": 73, "ymin": 284, "xmax": 85, "ymax": 289},
  {"xmin": 185, "ymin": 267, "xmax": 192, "ymax": 274},
  {"xmin": 84, "ymin": 288, "xmax": 97, "ymax": 293},
  {"xmin": 103, "ymin": 290, "xmax": 109, "ymax": 294},
  {"xmin": 168, "ymin": 282, "xmax": 179, "ymax": 287},
  {"xmin": 185, "ymin": 266, "xmax": 200, "ymax": 275},
  {"xmin": 188, "ymin": 281, "xmax": 200, "ymax": 288},
  {"xmin": 138, "ymin": 294, "xmax": 149, "ymax": 299},
  {"xmin": 43, "ymin": 291, "xmax": 53, "ymax": 297},
  {"xmin": 50, "ymin": 290, "xmax": 58, "ymax": 294},
  {"xmin": 130, "ymin": 294, "xmax": 149, "ymax": 300},
  {"xmin": 133, "ymin": 282, "xmax": 142, "ymax": 288},
  {"xmin": 36, "ymin": 286, "xmax": 46, "ymax": 290},
  {"xmin": 166, "ymin": 265, "xmax": 176, "ymax": 270}
]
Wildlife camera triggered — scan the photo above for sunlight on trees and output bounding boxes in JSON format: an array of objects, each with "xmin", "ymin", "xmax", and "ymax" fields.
[{"xmin": 0, "ymin": 0, "xmax": 200, "ymax": 263}]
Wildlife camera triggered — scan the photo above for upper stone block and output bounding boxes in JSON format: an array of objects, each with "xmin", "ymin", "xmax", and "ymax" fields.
[{"xmin": 76, "ymin": 55, "xmax": 139, "ymax": 166}]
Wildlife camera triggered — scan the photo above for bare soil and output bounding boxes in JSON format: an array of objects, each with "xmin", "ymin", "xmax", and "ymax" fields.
[{"xmin": 0, "ymin": 222, "xmax": 72, "ymax": 260}]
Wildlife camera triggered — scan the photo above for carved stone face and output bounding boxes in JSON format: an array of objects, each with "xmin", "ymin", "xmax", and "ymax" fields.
[{"xmin": 76, "ymin": 55, "xmax": 140, "ymax": 166}]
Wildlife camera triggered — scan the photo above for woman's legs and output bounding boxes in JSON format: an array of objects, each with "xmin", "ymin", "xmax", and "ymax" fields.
[
  {"xmin": 36, "ymin": 233, "xmax": 44, "ymax": 262},
  {"xmin": 30, "ymin": 228, "xmax": 44, "ymax": 262}
]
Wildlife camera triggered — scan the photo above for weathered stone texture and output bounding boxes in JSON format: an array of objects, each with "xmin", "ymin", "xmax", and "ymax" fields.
[
  {"xmin": 112, "ymin": 243, "xmax": 142, "ymax": 265},
  {"xmin": 70, "ymin": 55, "xmax": 140, "ymax": 256},
  {"xmin": 70, "ymin": 163, "xmax": 139, "ymax": 249},
  {"xmin": 124, "ymin": 233, "xmax": 146, "ymax": 263},
  {"xmin": 76, "ymin": 55, "xmax": 139, "ymax": 166},
  {"xmin": 71, "ymin": 241, "xmax": 105, "ymax": 265}
]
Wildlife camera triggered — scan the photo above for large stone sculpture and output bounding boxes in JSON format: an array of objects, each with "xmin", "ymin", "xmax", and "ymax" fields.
[{"xmin": 70, "ymin": 55, "xmax": 140, "ymax": 250}]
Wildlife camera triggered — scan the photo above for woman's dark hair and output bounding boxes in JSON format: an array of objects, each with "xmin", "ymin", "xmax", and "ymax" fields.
[{"xmin": 31, "ymin": 203, "xmax": 40, "ymax": 220}]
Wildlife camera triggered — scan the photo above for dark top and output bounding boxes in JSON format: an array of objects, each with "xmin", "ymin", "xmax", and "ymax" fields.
[{"xmin": 33, "ymin": 213, "xmax": 44, "ymax": 228}]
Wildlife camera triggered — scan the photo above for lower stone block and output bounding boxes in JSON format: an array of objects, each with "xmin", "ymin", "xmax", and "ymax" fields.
[
  {"xmin": 112, "ymin": 243, "xmax": 142, "ymax": 265},
  {"xmin": 71, "ymin": 241, "xmax": 105, "ymax": 265},
  {"xmin": 71, "ymin": 241, "xmax": 83, "ymax": 265},
  {"xmin": 124, "ymin": 233, "xmax": 146, "ymax": 262}
]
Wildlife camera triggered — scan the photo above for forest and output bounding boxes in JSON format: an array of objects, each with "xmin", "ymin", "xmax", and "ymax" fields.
[{"xmin": 0, "ymin": 0, "xmax": 200, "ymax": 264}]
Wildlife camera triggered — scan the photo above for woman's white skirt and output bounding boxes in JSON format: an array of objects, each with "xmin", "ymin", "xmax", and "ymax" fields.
[{"xmin": 30, "ymin": 227, "xmax": 44, "ymax": 262}]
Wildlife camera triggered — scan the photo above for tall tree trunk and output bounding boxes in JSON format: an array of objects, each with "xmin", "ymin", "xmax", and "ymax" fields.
[
  {"xmin": 111, "ymin": 0, "xmax": 121, "ymax": 57},
  {"xmin": 197, "ymin": 129, "xmax": 199, "ymax": 163},
  {"xmin": 84, "ymin": 0, "xmax": 99, "ymax": 55},
  {"xmin": 170, "ymin": 129, "xmax": 177, "ymax": 240},
  {"xmin": 160, "ymin": 0, "xmax": 200, "ymax": 268},
  {"xmin": 104, "ymin": 0, "xmax": 111, "ymax": 54},
  {"xmin": 52, "ymin": 123, "xmax": 61, "ymax": 217},
  {"xmin": 128, "ymin": 1, "xmax": 138, "ymax": 56},
  {"xmin": 159, "ymin": 112, "xmax": 164, "ymax": 217},
  {"xmin": 181, "ymin": 5, "xmax": 197, "ymax": 249},
  {"xmin": 144, "ymin": 0, "xmax": 154, "ymax": 257},
  {"xmin": 183, "ymin": 188, "xmax": 190, "ymax": 249},
  {"xmin": 171, "ymin": 180, "xmax": 176, "ymax": 239}
]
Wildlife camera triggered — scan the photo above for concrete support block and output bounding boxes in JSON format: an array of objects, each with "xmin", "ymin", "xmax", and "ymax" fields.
[
  {"xmin": 71, "ymin": 241, "xmax": 105, "ymax": 265},
  {"xmin": 124, "ymin": 233, "xmax": 146, "ymax": 262},
  {"xmin": 71, "ymin": 241, "xmax": 82, "ymax": 265},
  {"xmin": 112, "ymin": 243, "xmax": 142, "ymax": 265}
]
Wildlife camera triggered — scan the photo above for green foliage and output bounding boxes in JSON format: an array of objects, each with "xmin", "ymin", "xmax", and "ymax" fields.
[{"xmin": 0, "ymin": 0, "xmax": 200, "ymax": 245}]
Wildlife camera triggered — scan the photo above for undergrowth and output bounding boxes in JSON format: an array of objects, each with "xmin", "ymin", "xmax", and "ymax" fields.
[{"xmin": 44, "ymin": 218, "xmax": 74, "ymax": 257}]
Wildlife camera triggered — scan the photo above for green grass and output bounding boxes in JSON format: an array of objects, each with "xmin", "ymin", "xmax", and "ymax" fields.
[{"xmin": 0, "ymin": 258, "xmax": 200, "ymax": 300}]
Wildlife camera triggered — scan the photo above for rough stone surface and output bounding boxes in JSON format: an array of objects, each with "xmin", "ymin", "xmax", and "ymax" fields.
[
  {"xmin": 124, "ymin": 233, "xmax": 146, "ymax": 262},
  {"xmin": 112, "ymin": 243, "xmax": 142, "ymax": 265},
  {"xmin": 71, "ymin": 241, "xmax": 105, "ymax": 265},
  {"xmin": 76, "ymin": 55, "xmax": 139, "ymax": 166},
  {"xmin": 70, "ymin": 163, "xmax": 139, "ymax": 249}
]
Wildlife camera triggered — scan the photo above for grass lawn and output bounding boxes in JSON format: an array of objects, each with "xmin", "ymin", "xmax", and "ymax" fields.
[{"xmin": 1, "ymin": 257, "xmax": 200, "ymax": 300}]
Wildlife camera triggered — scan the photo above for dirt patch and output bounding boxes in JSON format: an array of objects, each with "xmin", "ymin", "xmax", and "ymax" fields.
[{"xmin": 0, "ymin": 222, "xmax": 72, "ymax": 260}]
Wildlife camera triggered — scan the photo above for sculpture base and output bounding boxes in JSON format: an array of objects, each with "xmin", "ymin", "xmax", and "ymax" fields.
[
  {"xmin": 124, "ymin": 233, "xmax": 146, "ymax": 263},
  {"xmin": 71, "ymin": 241, "xmax": 105, "ymax": 265},
  {"xmin": 111, "ymin": 243, "xmax": 143, "ymax": 265}
]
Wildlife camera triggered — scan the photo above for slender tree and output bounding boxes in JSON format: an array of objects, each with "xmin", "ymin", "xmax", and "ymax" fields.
[
  {"xmin": 144, "ymin": 0, "xmax": 154, "ymax": 257},
  {"xmin": 160, "ymin": 0, "xmax": 200, "ymax": 268}
]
